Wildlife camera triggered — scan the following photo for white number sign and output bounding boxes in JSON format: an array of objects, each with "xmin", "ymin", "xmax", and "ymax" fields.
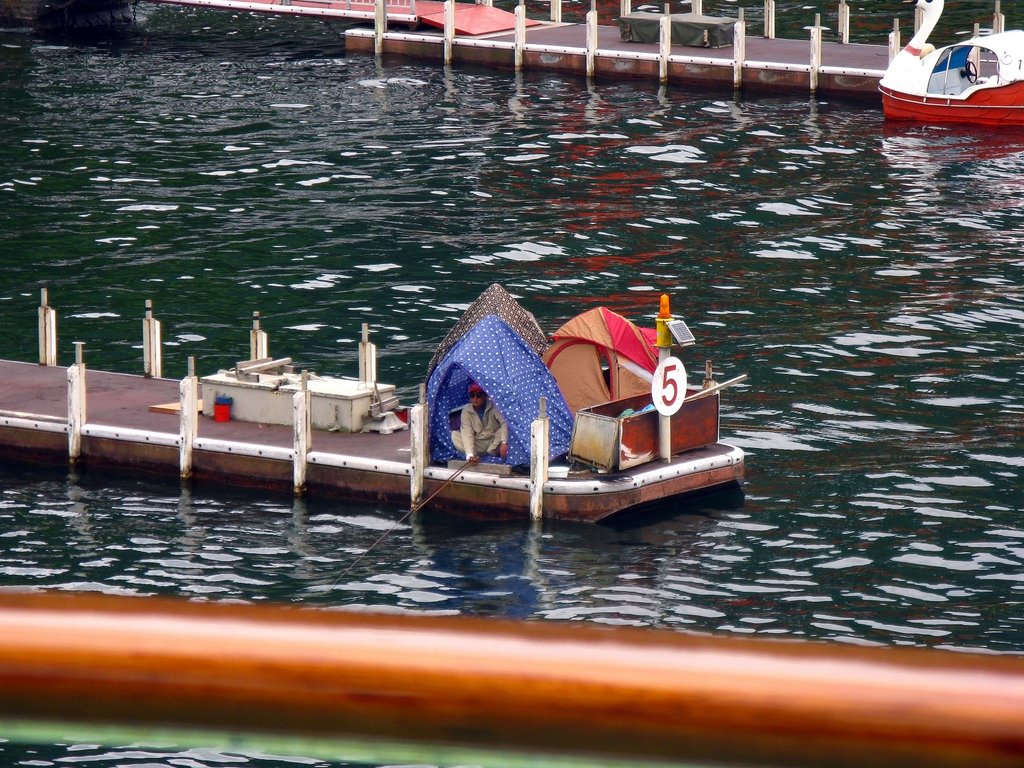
[{"xmin": 652, "ymin": 357, "xmax": 687, "ymax": 416}]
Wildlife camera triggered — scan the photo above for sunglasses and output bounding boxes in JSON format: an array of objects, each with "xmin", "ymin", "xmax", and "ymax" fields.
[{"xmin": 469, "ymin": 392, "xmax": 485, "ymax": 398}]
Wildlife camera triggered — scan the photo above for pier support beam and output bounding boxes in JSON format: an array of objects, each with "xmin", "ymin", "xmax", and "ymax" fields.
[
  {"xmin": 658, "ymin": 12, "xmax": 670, "ymax": 83},
  {"xmin": 764, "ymin": 0, "xmax": 775, "ymax": 40},
  {"xmin": 67, "ymin": 342, "xmax": 86, "ymax": 465},
  {"xmin": 180, "ymin": 357, "xmax": 198, "ymax": 480},
  {"xmin": 994, "ymin": 1, "xmax": 1004, "ymax": 35},
  {"xmin": 550, "ymin": 0, "xmax": 561, "ymax": 24},
  {"xmin": 443, "ymin": 0, "xmax": 454, "ymax": 65},
  {"xmin": 250, "ymin": 311, "xmax": 268, "ymax": 361},
  {"xmin": 358, "ymin": 323, "xmax": 377, "ymax": 385},
  {"xmin": 293, "ymin": 371, "xmax": 312, "ymax": 496},
  {"xmin": 143, "ymin": 299, "xmax": 162, "ymax": 379},
  {"xmin": 514, "ymin": 1, "xmax": 525, "ymax": 71},
  {"xmin": 38, "ymin": 288, "xmax": 57, "ymax": 367},
  {"xmin": 691, "ymin": 0, "xmax": 701, "ymax": 15},
  {"xmin": 838, "ymin": 0, "xmax": 849, "ymax": 45},
  {"xmin": 410, "ymin": 385, "xmax": 427, "ymax": 508},
  {"xmin": 529, "ymin": 396, "xmax": 549, "ymax": 521},
  {"xmin": 809, "ymin": 14, "xmax": 822, "ymax": 94},
  {"xmin": 888, "ymin": 18, "xmax": 900, "ymax": 63},
  {"xmin": 733, "ymin": 10, "xmax": 746, "ymax": 89},
  {"xmin": 374, "ymin": 0, "xmax": 386, "ymax": 55},
  {"xmin": 586, "ymin": 7, "xmax": 598, "ymax": 80}
]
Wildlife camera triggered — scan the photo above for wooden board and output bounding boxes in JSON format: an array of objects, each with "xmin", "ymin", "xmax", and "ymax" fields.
[{"xmin": 148, "ymin": 400, "xmax": 203, "ymax": 414}]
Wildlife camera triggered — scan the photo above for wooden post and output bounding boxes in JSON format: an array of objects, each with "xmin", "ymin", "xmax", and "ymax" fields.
[
  {"xmin": 293, "ymin": 371, "xmax": 311, "ymax": 496},
  {"xmin": 409, "ymin": 384, "xmax": 427, "ymax": 509},
  {"xmin": 143, "ymin": 299, "xmax": 162, "ymax": 379},
  {"xmin": 67, "ymin": 342, "xmax": 86, "ymax": 465},
  {"xmin": 838, "ymin": 0, "xmax": 849, "ymax": 44},
  {"xmin": 550, "ymin": 0, "xmax": 561, "ymax": 24},
  {"xmin": 374, "ymin": 0, "xmax": 386, "ymax": 55},
  {"xmin": 586, "ymin": 7, "xmax": 598, "ymax": 80},
  {"xmin": 620, "ymin": 0, "xmax": 630, "ymax": 20},
  {"xmin": 914, "ymin": 4, "xmax": 922, "ymax": 33},
  {"xmin": 514, "ymin": 1, "xmax": 526, "ymax": 71},
  {"xmin": 179, "ymin": 356, "xmax": 198, "ymax": 480},
  {"xmin": 38, "ymin": 288, "xmax": 56, "ymax": 367},
  {"xmin": 358, "ymin": 323, "xmax": 376, "ymax": 385},
  {"xmin": 659, "ymin": 11, "xmax": 670, "ymax": 83},
  {"xmin": 250, "ymin": 311, "xmax": 268, "ymax": 361},
  {"xmin": 889, "ymin": 18, "xmax": 901, "ymax": 63},
  {"xmin": 994, "ymin": 1, "xmax": 1004, "ymax": 35},
  {"xmin": 655, "ymin": 296, "xmax": 672, "ymax": 463},
  {"xmin": 529, "ymin": 396, "xmax": 549, "ymax": 521},
  {"xmin": 764, "ymin": 0, "xmax": 775, "ymax": 39},
  {"xmin": 809, "ymin": 13, "xmax": 822, "ymax": 94},
  {"xmin": 443, "ymin": 0, "xmax": 454, "ymax": 65},
  {"xmin": 733, "ymin": 8, "xmax": 746, "ymax": 89},
  {"xmin": 691, "ymin": 0, "xmax": 701, "ymax": 15}
]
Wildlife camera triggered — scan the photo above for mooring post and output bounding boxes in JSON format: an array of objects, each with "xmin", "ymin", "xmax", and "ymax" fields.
[
  {"xmin": 529, "ymin": 396, "xmax": 549, "ymax": 521},
  {"xmin": 586, "ymin": 4, "xmax": 598, "ymax": 80},
  {"xmin": 914, "ymin": 3, "xmax": 922, "ymax": 33},
  {"xmin": 888, "ymin": 18, "xmax": 901, "ymax": 63},
  {"xmin": 764, "ymin": 0, "xmax": 775, "ymax": 39},
  {"xmin": 809, "ymin": 13, "xmax": 822, "ymax": 94},
  {"xmin": 655, "ymin": 298, "xmax": 672, "ymax": 463},
  {"xmin": 293, "ymin": 370, "xmax": 312, "ymax": 496},
  {"xmin": 38, "ymin": 288, "xmax": 57, "ymax": 367},
  {"xmin": 659, "ymin": 10, "xmax": 670, "ymax": 83},
  {"xmin": 620, "ymin": 0, "xmax": 630, "ymax": 19},
  {"xmin": 250, "ymin": 311, "xmax": 268, "ymax": 361},
  {"xmin": 514, "ymin": 0, "xmax": 526, "ymax": 71},
  {"xmin": 733, "ymin": 8, "xmax": 746, "ymax": 89},
  {"xmin": 410, "ymin": 383, "xmax": 427, "ymax": 508},
  {"xmin": 443, "ymin": 0, "xmax": 454, "ymax": 65},
  {"xmin": 550, "ymin": 0, "xmax": 561, "ymax": 24},
  {"xmin": 374, "ymin": 0, "xmax": 386, "ymax": 55},
  {"xmin": 179, "ymin": 356, "xmax": 198, "ymax": 480},
  {"xmin": 67, "ymin": 341, "xmax": 86, "ymax": 465},
  {"xmin": 993, "ymin": 1, "xmax": 1004, "ymax": 35},
  {"xmin": 838, "ymin": 0, "xmax": 849, "ymax": 44},
  {"xmin": 143, "ymin": 299, "xmax": 163, "ymax": 379},
  {"xmin": 691, "ymin": 0, "xmax": 701, "ymax": 15},
  {"xmin": 358, "ymin": 323, "xmax": 377, "ymax": 386}
]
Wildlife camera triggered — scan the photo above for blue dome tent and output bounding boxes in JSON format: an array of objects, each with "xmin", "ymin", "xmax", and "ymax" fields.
[{"xmin": 427, "ymin": 314, "xmax": 574, "ymax": 467}]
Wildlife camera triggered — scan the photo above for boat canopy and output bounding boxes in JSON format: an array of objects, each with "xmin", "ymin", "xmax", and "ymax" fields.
[
  {"xmin": 427, "ymin": 314, "xmax": 573, "ymax": 467},
  {"xmin": 543, "ymin": 307, "xmax": 659, "ymax": 413},
  {"xmin": 927, "ymin": 31, "xmax": 1024, "ymax": 95},
  {"xmin": 426, "ymin": 283, "xmax": 548, "ymax": 379}
]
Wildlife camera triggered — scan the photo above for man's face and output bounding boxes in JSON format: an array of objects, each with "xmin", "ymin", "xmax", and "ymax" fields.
[{"xmin": 469, "ymin": 390, "xmax": 486, "ymax": 405}]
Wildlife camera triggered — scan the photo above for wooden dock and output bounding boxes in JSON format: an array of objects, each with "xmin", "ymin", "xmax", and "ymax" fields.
[
  {"xmin": 143, "ymin": 0, "xmax": 893, "ymax": 100},
  {"xmin": 0, "ymin": 358, "xmax": 744, "ymax": 521}
]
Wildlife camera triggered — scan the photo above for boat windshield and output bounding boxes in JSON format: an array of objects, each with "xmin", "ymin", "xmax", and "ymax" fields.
[{"xmin": 927, "ymin": 45, "xmax": 999, "ymax": 95}]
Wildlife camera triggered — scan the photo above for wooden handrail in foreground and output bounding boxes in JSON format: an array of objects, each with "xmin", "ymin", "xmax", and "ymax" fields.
[{"xmin": 0, "ymin": 591, "xmax": 1022, "ymax": 767}]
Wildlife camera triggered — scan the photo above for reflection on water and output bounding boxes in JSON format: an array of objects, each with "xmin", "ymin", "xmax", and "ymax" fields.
[{"xmin": 1, "ymin": 5, "xmax": 1023, "ymax": 766}]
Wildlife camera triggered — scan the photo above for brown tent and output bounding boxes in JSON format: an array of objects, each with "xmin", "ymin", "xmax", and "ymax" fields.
[{"xmin": 543, "ymin": 307, "xmax": 659, "ymax": 413}]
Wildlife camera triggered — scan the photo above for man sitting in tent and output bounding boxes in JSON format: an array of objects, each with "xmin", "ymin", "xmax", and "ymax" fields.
[{"xmin": 452, "ymin": 381, "xmax": 509, "ymax": 464}]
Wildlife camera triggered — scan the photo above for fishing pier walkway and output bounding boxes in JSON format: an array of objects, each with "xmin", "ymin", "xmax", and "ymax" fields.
[{"xmin": 144, "ymin": 0, "xmax": 904, "ymax": 100}]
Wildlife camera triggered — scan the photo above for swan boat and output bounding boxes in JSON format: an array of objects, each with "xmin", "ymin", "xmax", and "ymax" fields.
[{"xmin": 879, "ymin": 0, "xmax": 1024, "ymax": 127}]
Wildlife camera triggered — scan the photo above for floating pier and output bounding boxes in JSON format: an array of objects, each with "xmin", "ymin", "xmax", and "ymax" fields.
[{"xmin": 0, "ymin": 291, "xmax": 744, "ymax": 522}]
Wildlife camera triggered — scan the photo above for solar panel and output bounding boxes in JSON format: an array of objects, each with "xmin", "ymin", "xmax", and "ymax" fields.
[{"xmin": 667, "ymin": 319, "xmax": 695, "ymax": 347}]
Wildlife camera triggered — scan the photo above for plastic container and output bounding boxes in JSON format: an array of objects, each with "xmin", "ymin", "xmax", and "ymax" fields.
[{"xmin": 213, "ymin": 395, "xmax": 233, "ymax": 423}]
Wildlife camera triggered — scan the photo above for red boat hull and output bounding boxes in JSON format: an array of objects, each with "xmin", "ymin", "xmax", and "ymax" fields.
[{"xmin": 880, "ymin": 80, "xmax": 1024, "ymax": 127}]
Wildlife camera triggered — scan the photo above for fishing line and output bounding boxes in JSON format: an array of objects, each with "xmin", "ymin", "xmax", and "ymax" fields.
[{"xmin": 329, "ymin": 459, "xmax": 473, "ymax": 587}]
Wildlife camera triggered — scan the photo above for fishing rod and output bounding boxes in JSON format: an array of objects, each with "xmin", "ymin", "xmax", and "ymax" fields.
[{"xmin": 330, "ymin": 459, "xmax": 473, "ymax": 586}]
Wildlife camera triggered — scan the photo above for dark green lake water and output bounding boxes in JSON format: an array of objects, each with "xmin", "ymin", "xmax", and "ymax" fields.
[{"xmin": 1, "ymin": 2, "xmax": 1023, "ymax": 766}]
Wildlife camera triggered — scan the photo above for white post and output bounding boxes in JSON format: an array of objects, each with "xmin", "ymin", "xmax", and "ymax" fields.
[
  {"xmin": 809, "ymin": 14, "xmax": 822, "ymax": 94},
  {"xmin": 68, "ymin": 342, "xmax": 86, "ymax": 465},
  {"xmin": 838, "ymin": 0, "xmax": 849, "ymax": 44},
  {"xmin": 586, "ymin": 8, "xmax": 598, "ymax": 80},
  {"xmin": 888, "ymin": 19, "xmax": 900, "ymax": 63},
  {"xmin": 733, "ymin": 9, "xmax": 746, "ymax": 89},
  {"xmin": 914, "ymin": 4, "xmax": 922, "ymax": 33},
  {"xmin": 410, "ymin": 385, "xmax": 427, "ymax": 508},
  {"xmin": 358, "ymin": 323, "xmax": 377, "ymax": 385},
  {"xmin": 529, "ymin": 396, "xmax": 549, "ymax": 521},
  {"xmin": 691, "ymin": 0, "xmax": 701, "ymax": 15},
  {"xmin": 179, "ymin": 356, "xmax": 198, "ymax": 480},
  {"xmin": 620, "ymin": 0, "xmax": 630, "ymax": 18},
  {"xmin": 38, "ymin": 288, "xmax": 56, "ymax": 367},
  {"xmin": 143, "ymin": 299, "xmax": 162, "ymax": 379},
  {"xmin": 374, "ymin": 0, "xmax": 386, "ymax": 55},
  {"xmin": 655, "ymin": 295, "xmax": 672, "ymax": 463},
  {"xmin": 293, "ymin": 371, "xmax": 312, "ymax": 496},
  {"xmin": 250, "ymin": 311, "xmax": 268, "ymax": 361},
  {"xmin": 550, "ymin": 0, "xmax": 561, "ymax": 24},
  {"xmin": 515, "ymin": 2, "xmax": 526, "ymax": 71},
  {"xmin": 994, "ymin": 1, "xmax": 1004, "ymax": 35},
  {"xmin": 764, "ymin": 0, "xmax": 775, "ymax": 39},
  {"xmin": 659, "ymin": 12, "xmax": 670, "ymax": 83},
  {"xmin": 444, "ymin": 0, "xmax": 454, "ymax": 65}
]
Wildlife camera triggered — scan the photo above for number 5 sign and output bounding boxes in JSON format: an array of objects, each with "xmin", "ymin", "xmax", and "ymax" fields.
[{"xmin": 652, "ymin": 357, "xmax": 687, "ymax": 416}]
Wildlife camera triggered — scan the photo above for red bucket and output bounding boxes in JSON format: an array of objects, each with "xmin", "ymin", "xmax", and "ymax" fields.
[{"xmin": 214, "ymin": 396, "xmax": 233, "ymax": 423}]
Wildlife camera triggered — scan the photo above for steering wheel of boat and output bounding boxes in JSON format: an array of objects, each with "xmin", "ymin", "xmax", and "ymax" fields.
[{"xmin": 963, "ymin": 59, "xmax": 979, "ymax": 84}]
